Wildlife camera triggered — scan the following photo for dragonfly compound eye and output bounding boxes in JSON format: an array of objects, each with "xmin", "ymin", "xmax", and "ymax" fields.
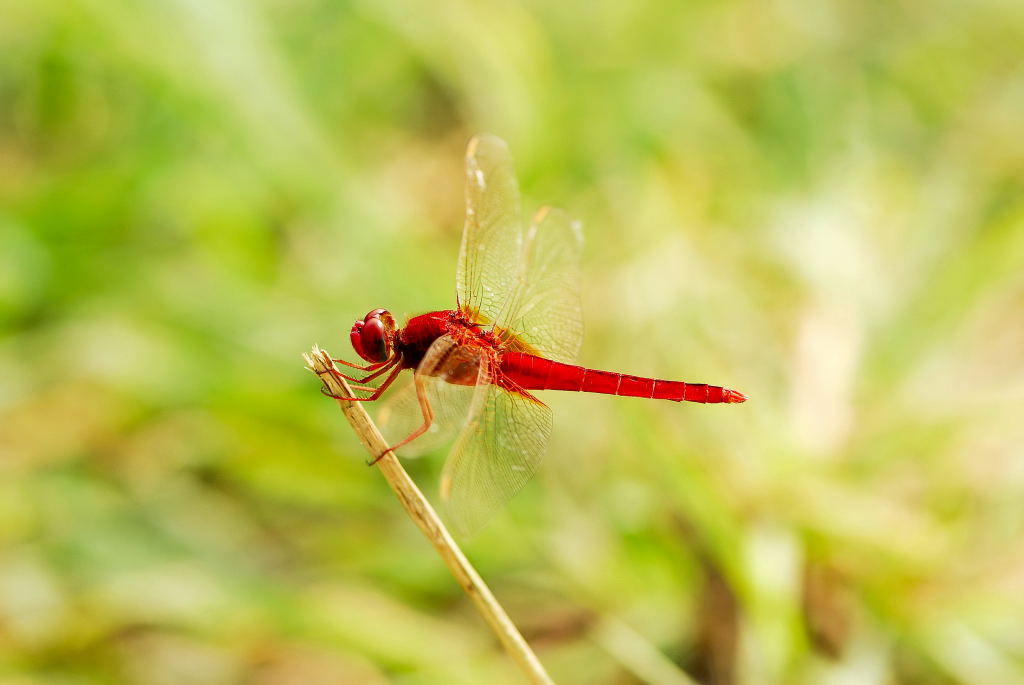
[
  {"xmin": 350, "ymin": 309, "xmax": 394, "ymax": 363},
  {"xmin": 349, "ymin": 320, "xmax": 367, "ymax": 360}
]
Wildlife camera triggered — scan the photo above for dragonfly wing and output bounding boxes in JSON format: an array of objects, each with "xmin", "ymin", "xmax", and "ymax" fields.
[
  {"xmin": 493, "ymin": 206, "xmax": 584, "ymax": 364},
  {"xmin": 440, "ymin": 371, "xmax": 553, "ymax": 538},
  {"xmin": 457, "ymin": 134, "xmax": 524, "ymax": 325},
  {"xmin": 376, "ymin": 335, "xmax": 484, "ymax": 457}
]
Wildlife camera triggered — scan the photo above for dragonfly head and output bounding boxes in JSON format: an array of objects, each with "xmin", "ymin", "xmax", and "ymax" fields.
[{"xmin": 350, "ymin": 308, "xmax": 397, "ymax": 363}]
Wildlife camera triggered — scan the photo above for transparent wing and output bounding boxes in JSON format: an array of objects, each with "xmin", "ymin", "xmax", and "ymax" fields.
[
  {"xmin": 376, "ymin": 378, "xmax": 469, "ymax": 457},
  {"xmin": 376, "ymin": 336, "xmax": 485, "ymax": 457},
  {"xmin": 493, "ymin": 206, "xmax": 584, "ymax": 364},
  {"xmin": 440, "ymin": 377, "xmax": 553, "ymax": 538},
  {"xmin": 456, "ymin": 134, "xmax": 524, "ymax": 325},
  {"xmin": 379, "ymin": 333, "xmax": 554, "ymax": 537}
]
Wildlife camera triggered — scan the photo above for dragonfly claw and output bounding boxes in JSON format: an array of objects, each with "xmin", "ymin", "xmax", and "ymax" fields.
[
  {"xmin": 320, "ymin": 386, "xmax": 345, "ymax": 400},
  {"xmin": 367, "ymin": 449, "xmax": 393, "ymax": 466}
]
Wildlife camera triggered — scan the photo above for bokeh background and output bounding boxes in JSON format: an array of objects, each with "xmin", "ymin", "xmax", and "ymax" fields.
[{"xmin": 3, "ymin": 1, "xmax": 1024, "ymax": 683}]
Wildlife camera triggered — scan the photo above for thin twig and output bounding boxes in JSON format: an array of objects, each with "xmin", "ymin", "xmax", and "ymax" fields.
[{"xmin": 304, "ymin": 346, "xmax": 554, "ymax": 685}]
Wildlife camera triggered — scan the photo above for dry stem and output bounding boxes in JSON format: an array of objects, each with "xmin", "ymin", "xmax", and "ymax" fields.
[{"xmin": 304, "ymin": 346, "xmax": 554, "ymax": 685}]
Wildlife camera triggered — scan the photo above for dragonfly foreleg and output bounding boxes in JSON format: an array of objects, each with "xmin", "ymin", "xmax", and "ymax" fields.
[
  {"xmin": 328, "ymin": 358, "xmax": 399, "ymax": 384},
  {"xmin": 321, "ymin": 364, "xmax": 403, "ymax": 403},
  {"xmin": 332, "ymin": 357, "xmax": 391, "ymax": 372}
]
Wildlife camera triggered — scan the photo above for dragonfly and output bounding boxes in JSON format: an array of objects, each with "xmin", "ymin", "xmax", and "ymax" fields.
[{"xmin": 327, "ymin": 134, "xmax": 746, "ymax": 536}]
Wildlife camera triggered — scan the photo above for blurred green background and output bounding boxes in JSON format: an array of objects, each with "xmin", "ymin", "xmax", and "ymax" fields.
[{"xmin": 2, "ymin": 1, "xmax": 1024, "ymax": 683}]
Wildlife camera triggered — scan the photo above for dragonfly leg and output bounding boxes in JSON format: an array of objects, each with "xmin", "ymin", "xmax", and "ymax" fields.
[
  {"xmin": 341, "ymin": 382, "xmax": 377, "ymax": 393},
  {"xmin": 321, "ymin": 365, "xmax": 403, "ymax": 402},
  {"xmin": 332, "ymin": 357, "xmax": 390, "ymax": 371},
  {"xmin": 328, "ymin": 358, "xmax": 399, "ymax": 384},
  {"xmin": 320, "ymin": 376, "xmax": 376, "ymax": 398},
  {"xmin": 369, "ymin": 371, "xmax": 434, "ymax": 465}
]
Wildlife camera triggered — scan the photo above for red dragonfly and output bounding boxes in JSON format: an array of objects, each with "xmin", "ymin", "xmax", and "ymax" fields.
[{"xmin": 328, "ymin": 134, "xmax": 745, "ymax": 536}]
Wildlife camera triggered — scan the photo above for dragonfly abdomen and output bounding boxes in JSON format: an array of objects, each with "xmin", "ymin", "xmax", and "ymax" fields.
[{"xmin": 500, "ymin": 353, "xmax": 745, "ymax": 404}]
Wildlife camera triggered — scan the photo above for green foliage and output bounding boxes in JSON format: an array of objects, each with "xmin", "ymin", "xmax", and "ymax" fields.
[{"xmin": 2, "ymin": 0, "xmax": 1023, "ymax": 682}]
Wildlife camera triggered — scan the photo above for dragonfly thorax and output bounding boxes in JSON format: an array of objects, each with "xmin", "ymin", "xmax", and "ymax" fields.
[{"xmin": 350, "ymin": 308, "xmax": 397, "ymax": 363}]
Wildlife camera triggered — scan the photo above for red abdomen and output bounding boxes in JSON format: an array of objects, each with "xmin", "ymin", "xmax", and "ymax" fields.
[{"xmin": 499, "ymin": 353, "xmax": 746, "ymax": 404}]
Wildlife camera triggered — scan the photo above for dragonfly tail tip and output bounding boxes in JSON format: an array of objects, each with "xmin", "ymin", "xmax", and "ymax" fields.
[{"xmin": 724, "ymin": 389, "xmax": 747, "ymax": 403}]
